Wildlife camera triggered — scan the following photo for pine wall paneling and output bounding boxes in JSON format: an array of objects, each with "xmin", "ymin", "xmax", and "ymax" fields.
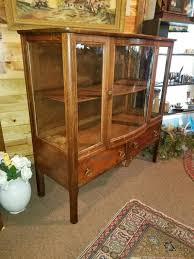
[
  {"xmin": 0, "ymin": 0, "xmax": 6, "ymax": 23},
  {"xmin": 124, "ymin": 0, "xmax": 146, "ymax": 33},
  {"xmin": 0, "ymin": 24, "xmax": 32, "ymax": 156}
]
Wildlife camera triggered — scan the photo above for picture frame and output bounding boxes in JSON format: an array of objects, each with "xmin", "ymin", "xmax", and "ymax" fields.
[{"xmin": 4, "ymin": 0, "xmax": 126, "ymax": 31}]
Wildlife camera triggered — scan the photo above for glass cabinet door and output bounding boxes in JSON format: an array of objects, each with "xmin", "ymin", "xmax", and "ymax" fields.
[
  {"xmin": 111, "ymin": 44, "xmax": 155, "ymax": 139},
  {"xmin": 27, "ymin": 41, "xmax": 66, "ymax": 151},
  {"xmin": 152, "ymin": 47, "xmax": 169, "ymax": 118},
  {"xmin": 76, "ymin": 42, "xmax": 103, "ymax": 152}
]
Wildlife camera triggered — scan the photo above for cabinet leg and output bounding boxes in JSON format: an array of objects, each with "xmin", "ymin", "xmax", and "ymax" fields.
[
  {"xmin": 69, "ymin": 188, "xmax": 79, "ymax": 224},
  {"xmin": 153, "ymin": 139, "xmax": 160, "ymax": 163},
  {"xmin": 122, "ymin": 144, "xmax": 132, "ymax": 167},
  {"xmin": 0, "ymin": 213, "xmax": 3, "ymax": 231},
  {"xmin": 122, "ymin": 159, "xmax": 131, "ymax": 167},
  {"xmin": 36, "ymin": 171, "xmax": 45, "ymax": 197}
]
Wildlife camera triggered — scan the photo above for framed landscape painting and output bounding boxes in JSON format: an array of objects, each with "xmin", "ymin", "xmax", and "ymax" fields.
[{"xmin": 5, "ymin": 0, "xmax": 126, "ymax": 31}]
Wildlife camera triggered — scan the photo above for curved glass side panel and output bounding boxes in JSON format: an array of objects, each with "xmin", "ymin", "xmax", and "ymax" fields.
[{"xmin": 111, "ymin": 45, "xmax": 154, "ymax": 139}]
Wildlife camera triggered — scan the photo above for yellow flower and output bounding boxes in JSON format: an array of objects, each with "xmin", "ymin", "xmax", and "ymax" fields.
[
  {"xmin": 3, "ymin": 153, "xmax": 12, "ymax": 167},
  {"xmin": 3, "ymin": 153, "xmax": 9, "ymax": 160},
  {"xmin": 4, "ymin": 159, "xmax": 11, "ymax": 167}
]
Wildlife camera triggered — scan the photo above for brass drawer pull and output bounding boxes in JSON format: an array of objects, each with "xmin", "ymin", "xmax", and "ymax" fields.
[
  {"xmin": 107, "ymin": 90, "xmax": 113, "ymax": 96},
  {"xmin": 85, "ymin": 168, "xmax": 92, "ymax": 177},
  {"xmin": 132, "ymin": 142, "xmax": 139, "ymax": 149},
  {"xmin": 119, "ymin": 150, "xmax": 125, "ymax": 159},
  {"xmin": 154, "ymin": 130, "xmax": 159, "ymax": 137}
]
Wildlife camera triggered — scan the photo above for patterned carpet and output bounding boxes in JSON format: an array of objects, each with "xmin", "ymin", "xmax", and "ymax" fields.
[
  {"xmin": 79, "ymin": 200, "xmax": 194, "ymax": 259},
  {"xmin": 183, "ymin": 150, "xmax": 194, "ymax": 181}
]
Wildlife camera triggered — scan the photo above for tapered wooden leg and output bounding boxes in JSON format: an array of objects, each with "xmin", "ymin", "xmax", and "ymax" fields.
[
  {"xmin": 122, "ymin": 159, "xmax": 131, "ymax": 167},
  {"xmin": 122, "ymin": 144, "xmax": 132, "ymax": 167},
  {"xmin": 36, "ymin": 171, "xmax": 45, "ymax": 197},
  {"xmin": 0, "ymin": 213, "xmax": 3, "ymax": 231},
  {"xmin": 69, "ymin": 188, "xmax": 78, "ymax": 224},
  {"xmin": 153, "ymin": 139, "xmax": 160, "ymax": 163}
]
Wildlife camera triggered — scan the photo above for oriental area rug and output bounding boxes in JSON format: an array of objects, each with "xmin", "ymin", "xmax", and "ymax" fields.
[
  {"xmin": 78, "ymin": 200, "xmax": 194, "ymax": 259},
  {"xmin": 183, "ymin": 150, "xmax": 194, "ymax": 181}
]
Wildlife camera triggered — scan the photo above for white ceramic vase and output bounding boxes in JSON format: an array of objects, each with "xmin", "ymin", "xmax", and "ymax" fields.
[{"xmin": 0, "ymin": 177, "xmax": 31, "ymax": 214}]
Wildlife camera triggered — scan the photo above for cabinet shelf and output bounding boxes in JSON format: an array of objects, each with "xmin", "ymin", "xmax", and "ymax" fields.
[
  {"xmin": 112, "ymin": 113, "xmax": 144, "ymax": 126},
  {"xmin": 43, "ymin": 118, "xmax": 143, "ymax": 152},
  {"xmin": 42, "ymin": 83, "xmax": 147, "ymax": 103},
  {"xmin": 42, "ymin": 89, "xmax": 99, "ymax": 103}
]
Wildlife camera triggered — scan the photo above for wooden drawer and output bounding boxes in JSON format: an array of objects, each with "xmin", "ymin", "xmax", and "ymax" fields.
[
  {"xmin": 128, "ymin": 124, "xmax": 160, "ymax": 158},
  {"xmin": 78, "ymin": 146, "xmax": 125, "ymax": 185}
]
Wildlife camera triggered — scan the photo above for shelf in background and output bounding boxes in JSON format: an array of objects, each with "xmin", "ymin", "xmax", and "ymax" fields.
[
  {"xmin": 172, "ymin": 53, "xmax": 194, "ymax": 56},
  {"xmin": 164, "ymin": 109, "xmax": 194, "ymax": 116},
  {"xmin": 155, "ymin": 11, "xmax": 194, "ymax": 24},
  {"xmin": 156, "ymin": 82, "xmax": 194, "ymax": 87},
  {"xmin": 143, "ymin": 12, "xmax": 194, "ymax": 37},
  {"xmin": 159, "ymin": 53, "xmax": 194, "ymax": 56}
]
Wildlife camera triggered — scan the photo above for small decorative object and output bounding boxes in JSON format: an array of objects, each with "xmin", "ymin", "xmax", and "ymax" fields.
[
  {"xmin": 169, "ymin": 24, "xmax": 188, "ymax": 32},
  {"xmin": 164, "ymin": 101, "xmax": 170, "ymax": 113},
  {"xmin": 155, "ymin": 0, "xmax": 169, "ymax": 13},
  {"xmin": 185, "ymin": 48, "xmax": 194, "ymax": 54},
  {"xmin": 186, "ymin": 0, "xmax": 194, "ymax": 17},
  {"xmin": 0, "ymin": 152, "xmax": 32, "ymax": 214},
  {"xmin": 167, "ymin": 0, "xmax": 187, "ymax": 14},
  {"xmin": 5, "ymin": 0, "xmax": 127, "ymax": 31},
  {"xmin": 152, "ymin": 96, "xmax": 160, "ymax": 113}
]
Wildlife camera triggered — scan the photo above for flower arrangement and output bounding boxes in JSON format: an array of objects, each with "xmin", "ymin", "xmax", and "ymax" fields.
[
  {"xmin": 159, "ymin": 126, "xmax": 194, "ymax": 160},
  {"xmin": 140, "ymin": 125, "xmax": 194, "ymax": 160},
  {"xmin": 0, "ymin": 152, "xmax": 32, "ymax": 190}
]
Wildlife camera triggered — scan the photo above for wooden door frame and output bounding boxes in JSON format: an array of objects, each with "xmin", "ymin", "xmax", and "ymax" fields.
[
  {"xmin": 73, "ymin": 34, "xmax": 112, "ymax": 156},
  {"xmin": 108, "ymin": 38, "xmax": 168, "ymax": 147}
]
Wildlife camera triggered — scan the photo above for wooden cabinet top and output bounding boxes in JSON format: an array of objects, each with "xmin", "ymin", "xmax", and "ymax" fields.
[{"xmin": 18, "ymin": 28, "xmax": 175, "ymax": 43}]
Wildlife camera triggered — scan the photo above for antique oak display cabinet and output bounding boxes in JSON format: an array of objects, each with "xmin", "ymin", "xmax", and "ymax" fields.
[{"xmin": 18, "ymin": 29, "xmax": 174, "ymax": 223}]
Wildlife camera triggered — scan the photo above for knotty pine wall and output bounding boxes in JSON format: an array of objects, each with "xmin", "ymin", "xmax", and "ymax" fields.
[
  {"xmin": 124, "ymin": 0, "xmax": 140, "ymax": 33},
  {"xmin": 0, "ymin": 24, "xmax": 33, "ymax": 156},
  {"xmin": 0, "ymin": 0, "xmax": 141, "ymax": 156}
]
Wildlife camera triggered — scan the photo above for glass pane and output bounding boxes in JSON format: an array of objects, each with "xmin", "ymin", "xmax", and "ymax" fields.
[
  {"xmin": 152, "ymin": 47, "xmax": 168, "ymax": 117},
  {"xmin": 28, "ymin": 42, "xmax": 66, "ymax": 151},
  {"xmin": 76, "ymin": 43, "xmax": 103, "ymax": 151},
  {"xmin": 111, "ymin": 45, "xmax": 154, "ymax": 139}
]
